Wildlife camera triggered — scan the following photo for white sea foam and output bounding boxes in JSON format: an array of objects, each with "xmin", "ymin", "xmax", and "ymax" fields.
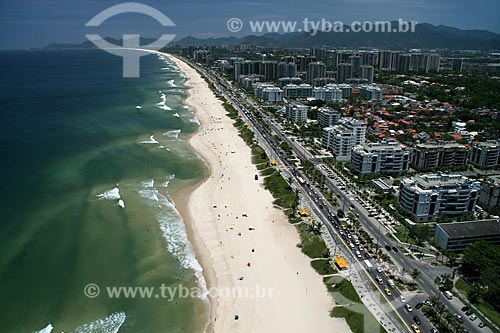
[
  {"xmin": 117, "ymin": 199, "xmax": 125, "ymax": 208},
  {"xmin": 97, "ymin": 187, "xmax": 120, "ymax": 200},
  {"xmin": 34, "ymin": 323, "xmax": 53, "ymax": 333},
  {"xmin": 137, "ymin": 182, "xmax": 208, "ymax": 300},
  {"xmin": 167, "ymin": 79, "xmax": 177, "ymax": 87},
  {"xmin": 157, "ymin": 104, "xmax": 172, "ymax": 111},
  {"xmin": 135, "ymin": 105, "xmax": 142, "ymax": 109},
  {"xmin": 189, "ymin": 117, "xmax": 200, "ymax": 125},
  {"xmin": 173, "ymin": 113, "xmax": 180, "ymax": 118},
  {"xmin": 139, "ymin": 187, "xmax": 160, "ymax": 202},
  {"xmin": 74, "ymin": 312, "xmax": 126, "ymax": 333},
  {"xmin": 139, "ymin": 135, "xmax": 159, "ymax": 144},
  {"xmin": 156, "ymin": 93, "xmax": 172, "ymax": 111},
  {"xmin": 162, "ymin": 129, "xmax": 181, "ymax": 139},
  {"xmin": 142, "ymin": 179, "xmax": 154, "ymax": 188},
  {"xmin": 161, "ymin": 174, "xmax": 175, "ymax": 188}
]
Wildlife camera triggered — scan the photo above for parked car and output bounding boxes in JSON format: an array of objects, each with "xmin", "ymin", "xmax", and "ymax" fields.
[
  {"xmin": 423, "ymin": 299, "xmax": 433, "ymax": 307},
  {"xmin": 415, "ymin": 302, "xmax": 423, "ymax": 309},
  {"xmin": 478, "ymin": 322, "xmax": 486, "ymax": 328},
  {"xmin": 392, "ymin": 246, "xmax": 399, "ymax": 252},
  {"xmin": 413, "ymin": 316, "xmax": 421, "ymax": 325},
  {"xmin": 384, "ymin": 287, "xmax": 392, "ymax": 296},
  {"xmin": 430, "ymin": 328, "xmax": 439, "ymax": 333},
  {"xmin": 406, "ymin": 304, "xmax": 413, "ymax": 312},
  {"xmin": 465, "ymin": 309, "xmax": 473, "ymax": 316},
  {"xmin": 411, "ymin": 323, "xmax": 421, "ymax": 333},
  {"xmin": 400, "ymin": 295, "xmax": 406, "ymax": 303},
  {"xmin": 470, "ymin": 314, "xmax": 477, "ymax": 321}
]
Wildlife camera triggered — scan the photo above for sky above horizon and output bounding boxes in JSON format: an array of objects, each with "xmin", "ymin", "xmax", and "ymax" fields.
[{"xmin": 0, "ymin": 0, "xmax": 499, "ymax": 49}]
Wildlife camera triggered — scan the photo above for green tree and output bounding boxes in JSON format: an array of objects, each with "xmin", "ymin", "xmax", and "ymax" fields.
[
  {"xmin": 461, "ymin": 241, "xmax": 491, "ymax": 277},
  {"xmin": 409, "ymin": 225, "xmax": 430, "ymax": 246},
  {"xmin": 439, "ymin": 273, "xmax": 454, "ymax": 291},
  {"xmin": 467, "ymin": 282, "xmax": 487, "ymax": 304},
  {"xmin": 411, "ymin": 268, "xmax": 421, "ymax": 280}
]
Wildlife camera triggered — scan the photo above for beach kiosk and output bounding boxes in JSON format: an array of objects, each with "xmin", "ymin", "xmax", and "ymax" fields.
[
  {"xmin": 298, "ymin": 208, "xmax": 309, "ymax": 217},
  {"xmin": 334, "ymin": 256, "xmax": 348, "ymax": 270}
]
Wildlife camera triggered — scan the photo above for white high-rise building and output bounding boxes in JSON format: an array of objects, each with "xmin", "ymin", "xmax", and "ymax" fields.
[
  {"xmin": 285, "ymin": 104, "xmax": 308, "ymax": 123},
  {"xmin": 360, "ymin": 85, "xmax": 382, "ymax": 101},
  {"xmin": 398, "ymin": 174, "xmax": 480, "ymax": 222},
  {"xmin": 470, "ymin": 141, "xmax": 500, "ymax": 169},
  {"xmin": 351, "ymin": 141, "xmax": 410, "ymax": 174},
  {"xmin": 322, "ymin": 117, "xmax": 366, "ymax": 160},
  {"xmin": 318, "ymin": 107, "xmax": 341, "ymax": 127},
  {"xmin": 312, "ymin": 84, "xmax": 342, "ymax": 101}
]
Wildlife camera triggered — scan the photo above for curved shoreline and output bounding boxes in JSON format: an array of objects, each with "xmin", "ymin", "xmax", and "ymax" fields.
[{"xmin": 163, "ymin": 52, "xmax": 351, "ymax": 333}]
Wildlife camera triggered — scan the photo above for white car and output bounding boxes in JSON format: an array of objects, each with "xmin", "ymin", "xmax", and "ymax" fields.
[
  {"xmin": 377, "ymin": 266, "xmax": 382, "ymax": 273},
  {"xmin": 406, "ymin": 304, "xmax": 413, "ymax": 312},
  {"xmin": 400, "ymin": 295, "xmax": 406, "ymax": 303}
]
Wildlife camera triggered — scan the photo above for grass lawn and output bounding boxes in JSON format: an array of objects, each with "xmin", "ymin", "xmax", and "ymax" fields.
[
  {"xmin": 327, "ymin": 279, "xmax": 387, "ymax": 333},
  {"xmin": 334, "ymin": 278, "xmax": 361, "ymax": 303},
  {"xmin": 296, "ymin": 223, "xmax": 328, "ymax": 258},
  {"xmin": 263, "ymin": 171, "xmax": 296, "ymax": 209},
  {"xmin": 310, "ymin": 259, "xmax": 336, "ymax": 275},
  {"xmin": 393, "ymin": 225, "xmax": 417, "ymax": 245},
  {"xmin": 455, "ymin": 278, "xmax": 500, "ymax": 331}
]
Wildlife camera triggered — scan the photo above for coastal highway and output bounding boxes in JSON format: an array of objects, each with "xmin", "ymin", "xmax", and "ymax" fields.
[
  {"xmin": 187, "ymin": 60, "xmax": 489, "ymax": 333},
  {"xmin": 188, "ymin": 62, "xmax": 413, "ymax": 333},
  {"xmin": 233, "ymin": 91, "xmax": 488, "ymax": 333}
]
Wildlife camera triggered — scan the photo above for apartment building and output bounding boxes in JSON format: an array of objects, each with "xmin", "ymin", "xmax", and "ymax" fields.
[
  {"xmin": 350, "ymin": 141, "xmax": 410, "ymax": 174},
  {"xmin": 411, "ymin": 142, "xmax": 469, "ymax": 171},
  {"xmin": 398, "ymin": 174, "xmax": 480, "ymax": 222},
  {"xmin": 470, "ymin": 140, "xmax": 500, "ymax": 169},
  {"xmin": 322, "ymin": 118, "xmax": 366, "ymax": 161}
]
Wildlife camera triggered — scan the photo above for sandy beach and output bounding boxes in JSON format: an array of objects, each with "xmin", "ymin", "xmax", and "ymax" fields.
[{"xmin": 164, "ymin": 53, "xmax": 351, "ymax": 333}]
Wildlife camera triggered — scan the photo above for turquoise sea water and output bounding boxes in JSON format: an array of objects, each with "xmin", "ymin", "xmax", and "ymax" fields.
[{"xmin": 0, "ymin": 50, "xmax": 207, "ymax": 332}]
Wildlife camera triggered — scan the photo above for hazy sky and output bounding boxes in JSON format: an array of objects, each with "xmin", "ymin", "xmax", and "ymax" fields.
[{"xmin": 0, "ymin": 0, "xmax": 499, "ymax": 49}]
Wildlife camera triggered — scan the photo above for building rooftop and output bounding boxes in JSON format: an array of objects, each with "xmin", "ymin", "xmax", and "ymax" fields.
[
  {"xmin": 358, "ymin": 141, "xmax": 404, "ymax": 152},
  {"xmin": 415, "ymin": 141, "xmax": 467, "ymax": 149},
  {"xmin": 413, "ymin": 174, "xmax": 471, "ymax": 188},
  {"xmin": 438, "ymin": 219, "xmax": 500, "ymax": 239},
  {"xmin": 372, "ymin": 179, "xmax": 391, "ymax": 191}
]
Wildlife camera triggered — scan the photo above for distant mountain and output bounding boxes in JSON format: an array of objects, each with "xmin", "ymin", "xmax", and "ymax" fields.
[
  {"xmin": 176, "ymin": 22, "xmax": 500, "ymax": 50},
  {"xmin": 43, "ymin": 37, "xmax": 159, "ymax": 50}
]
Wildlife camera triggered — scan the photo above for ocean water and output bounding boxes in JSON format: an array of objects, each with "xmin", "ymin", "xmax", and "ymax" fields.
[{"xmin": 0, "ymin": 50, "xmax": 207, "ymax": 332}]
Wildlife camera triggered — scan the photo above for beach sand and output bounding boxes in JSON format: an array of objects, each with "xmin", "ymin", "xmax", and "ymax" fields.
[{"xmin": 165, "ymin": 53, "xmax": 351, "ymax": 333}]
